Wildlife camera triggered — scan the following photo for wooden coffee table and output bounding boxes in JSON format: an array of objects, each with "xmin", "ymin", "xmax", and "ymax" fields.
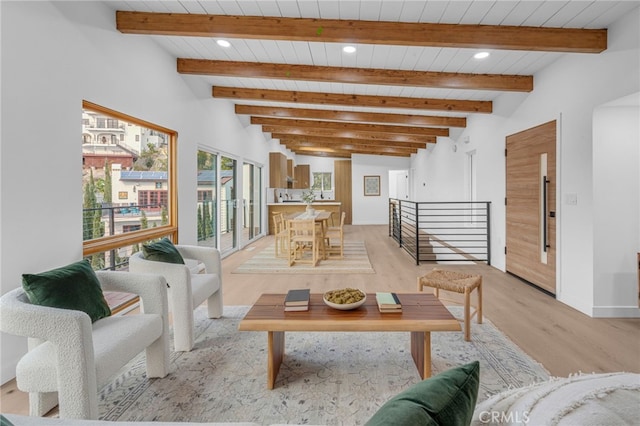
[{"xmin": 238, "ymin": 293, "xmax": 461, "ymax": 389}]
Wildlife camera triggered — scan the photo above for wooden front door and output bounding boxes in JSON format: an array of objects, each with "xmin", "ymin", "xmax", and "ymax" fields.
[{"xmin": 506, "ymin": 120, "xmax": 557, "ymax": 295}]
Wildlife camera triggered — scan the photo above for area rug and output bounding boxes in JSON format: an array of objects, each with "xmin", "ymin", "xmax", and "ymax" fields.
[
  {"xmin": 232, "ymin": 240, "xmax": 375, "ymax": 274},
  {"xmin": 98, "ymin": 305, "xmax": 549, "ymax": 425}
]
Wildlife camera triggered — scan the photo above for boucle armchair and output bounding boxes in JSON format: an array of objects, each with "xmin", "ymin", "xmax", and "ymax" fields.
[
  {"xmin": 0, "ymin": 271, "xmax": 170, "ymax": 420},
  {"xmin": 129, "ymin": 245, "xmax": 222, "ymax": 352}
]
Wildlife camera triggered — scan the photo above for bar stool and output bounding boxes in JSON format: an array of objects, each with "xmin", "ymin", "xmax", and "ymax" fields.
[{"xmin": 417, "ymin": 268, "xmax": 483, "ymax": 341}]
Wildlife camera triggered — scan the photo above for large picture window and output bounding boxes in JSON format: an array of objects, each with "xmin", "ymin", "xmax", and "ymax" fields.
[{"xmin": 82, "ymin": 100, "xmax": 177, "ymax": 269}]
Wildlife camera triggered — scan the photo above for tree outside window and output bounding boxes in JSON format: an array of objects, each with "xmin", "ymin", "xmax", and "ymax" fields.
[{"xmin": 312, "ymin": 172, "xmax": 332, "ymax": 191}]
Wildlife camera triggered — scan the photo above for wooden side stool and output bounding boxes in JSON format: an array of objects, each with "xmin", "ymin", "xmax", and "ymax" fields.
[{"xmin": 417, "ymin": 268, "xmax": 483, "ymax": 341}]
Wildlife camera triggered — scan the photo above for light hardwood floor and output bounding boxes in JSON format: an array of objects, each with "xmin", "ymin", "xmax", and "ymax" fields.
[{"xmin": 2, "ymin": 225, "xmax": 639, "ymax": 415}]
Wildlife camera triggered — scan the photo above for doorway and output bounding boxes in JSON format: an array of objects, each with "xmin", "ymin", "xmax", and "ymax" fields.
[
  {"xmin": 506, "ymin": 120, "xmax": 557, "ymax": 295},
  {"xmin": 389, "ymin": 170, "xmax": 409, "ymax": 200}
]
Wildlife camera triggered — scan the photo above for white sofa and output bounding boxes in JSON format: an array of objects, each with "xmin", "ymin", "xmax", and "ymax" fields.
[
  {"xmin": 129, "ymin": 245, "xmax": 222, "ymax": 352},
  {"xmin": 472, "ymin": 371, "xmax": 640, "ymax": 425}
]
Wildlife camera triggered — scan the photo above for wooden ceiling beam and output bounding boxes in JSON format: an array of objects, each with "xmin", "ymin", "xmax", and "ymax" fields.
[
  {"xmin": 290, "ymin": 150, "xmax": 352, "ymax": 158},
  {"xmin": 179, "ymin": 59, "xmax": 532, "ymax": 92},
  {"xmin": 264, "ymin": 126, "xmax": 435, "ymax": 144},
  {"xmin": 236, "ymin": 105, "xmax": 466, "ymax": 128},
  {"xmin": 281, "ymin": 140, "xmax": 418, "ymax": 155},
  {"xmin": 117, "ymin": 11, "xmax": 607, "ymax": 53},
  {"xmin": 285, "ymin": 144, "xmax": 414, "ymax": 157},
  {"xmin": 251, "ymin": 117, "xmax": 448, "ymax": 137},
  {"xmin": 271, "ymin": 134, "xmax": 427, "ymax": 150},
  {"xmin": 214, "ymin": 86, "xmax": 491, "ymax": 113}
]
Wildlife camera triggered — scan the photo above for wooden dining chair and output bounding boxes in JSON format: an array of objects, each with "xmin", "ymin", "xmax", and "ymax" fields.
[
  {"xmin": 287, "ymin": 219, "xmax": 320, "ymax": 266},
  {"xmin": 272, "ymin": 212, "xmax": 288, "ymax": 258},
  {"xmin": 323, "ymin": 211, "xmax": 346, "ymax": 259}
]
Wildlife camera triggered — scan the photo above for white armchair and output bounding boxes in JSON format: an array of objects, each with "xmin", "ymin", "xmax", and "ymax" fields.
[
  {"xmin": 129, "ymin": 245, "xmax": 222, "ymax": 352},
  {"xmin": 0, "ymin": 271, "xmax": 170, "ymax": 420}
]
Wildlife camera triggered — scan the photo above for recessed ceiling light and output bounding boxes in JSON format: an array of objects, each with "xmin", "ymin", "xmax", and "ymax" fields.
[
  {"xmin": 474, "ymin": 51, "xmax": 490, "ymax": 59},
  {"xmin": 216, "ymin": 39, "xmax": 231, "ymax": 48},
  {"xmin": 343, "ymin": 45, "xmax": 357, "ymax": 54}
]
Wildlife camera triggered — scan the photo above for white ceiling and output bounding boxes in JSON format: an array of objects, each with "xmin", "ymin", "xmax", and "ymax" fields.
[{"xmin": 104, "ymin": 1, "xmax": 639, "ymax": 150}]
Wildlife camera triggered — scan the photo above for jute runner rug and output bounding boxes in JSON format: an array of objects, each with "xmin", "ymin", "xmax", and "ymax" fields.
[
  {"xmin": 232, "ymin": 240, "xmax": 375, "ymax": 274},
  {"xmin": 98, "ymin": 306, "xmax": 549, "ymax": 425}
]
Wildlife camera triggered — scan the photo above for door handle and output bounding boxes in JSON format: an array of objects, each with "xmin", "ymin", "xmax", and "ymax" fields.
[{"xmin": 543, "ymin": 176, "xmax": 550, "ymax": 252}]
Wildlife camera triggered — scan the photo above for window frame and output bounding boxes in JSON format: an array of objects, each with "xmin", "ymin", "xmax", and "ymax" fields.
[
  {"xmin": 312, "ymin": 172, "xmax": 332, "ymax": 191},
  {"xmin": 82, "ymin": 100, "xmax": 178, "ymax": 256}
]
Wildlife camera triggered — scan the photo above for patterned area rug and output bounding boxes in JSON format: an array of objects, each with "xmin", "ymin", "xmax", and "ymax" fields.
[
  {"xmin": 232, "ymin": 240, "xmax": 375, "ymax": 274},
  {"xmin": 98, "ymin": 306, "xmax": 549, "ymax": 425}
]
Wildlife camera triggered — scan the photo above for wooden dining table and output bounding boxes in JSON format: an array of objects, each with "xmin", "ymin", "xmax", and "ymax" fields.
[
  {"xmin": 295, "ymin": 210, "xmax": 332, "ymax": 238},
  {"xmin": 293, "ymin": 210, "xmax": 331, "ymax": 224}
]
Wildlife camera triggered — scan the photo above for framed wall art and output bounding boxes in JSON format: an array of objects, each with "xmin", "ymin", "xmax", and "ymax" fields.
[{"xmin": 363, "ymin": 175, "xmax": 380, "ymax": 196}]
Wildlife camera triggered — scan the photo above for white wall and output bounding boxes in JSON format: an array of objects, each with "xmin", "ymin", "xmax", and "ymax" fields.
[
  {"xmin": 352, "ymin": 154, "xmax": 410, "ymax": 225},
  {"xmin": 411, "ymin": 138, "xmax": 466, "ymax": 202},
  {"xmin": 592, "ymin": 97, "xmax": 640, "ymax": 317},
  {"xmin": 442, "ymin": 7, "xmax": 639, "ymax": 316},
  {"xmin": 0, "ymin": 1, "xmax": 271, "ymax": 384}
]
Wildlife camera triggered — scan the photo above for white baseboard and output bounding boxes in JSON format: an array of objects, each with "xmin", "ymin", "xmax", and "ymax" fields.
[{"xmin": 592, "ymin": 305, "xmax": 640, "ymax": 318}]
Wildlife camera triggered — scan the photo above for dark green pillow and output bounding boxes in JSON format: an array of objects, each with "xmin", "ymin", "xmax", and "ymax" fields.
[
  {"xmin": 142, "ymin": 237, "xmax": 185, "ymax": 264},
  {"xmin": 366, "ymin": 361, "xmax": 480, "ymax": 426},
  {"xmin": 0, "ymin": 414, "xmax": 15, "ymax": 426},
  {"xmin": 21, "ymin": 259, "xmax": 111, "ymax": 323}
]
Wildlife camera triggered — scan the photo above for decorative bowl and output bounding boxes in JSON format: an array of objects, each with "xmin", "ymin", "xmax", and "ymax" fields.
[{"xmin": 323, "ymin": 288, "xmax": 366, "ymax": 310}]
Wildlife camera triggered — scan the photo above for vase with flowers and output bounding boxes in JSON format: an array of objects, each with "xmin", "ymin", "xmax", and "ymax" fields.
[{"xmin": 301, "ymin": 190, "xmax": 316, "ymax": 215}]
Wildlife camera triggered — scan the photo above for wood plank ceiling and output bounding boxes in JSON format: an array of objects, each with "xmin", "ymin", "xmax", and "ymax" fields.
[{"xmin": 110, "ymin": 1, "xmax": 636, "ymax": 158}]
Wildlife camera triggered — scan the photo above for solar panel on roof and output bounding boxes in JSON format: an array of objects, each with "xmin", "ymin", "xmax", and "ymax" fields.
[{"xmin": 120, "ymin": 171, "xmax": 167, "ymax": 180}]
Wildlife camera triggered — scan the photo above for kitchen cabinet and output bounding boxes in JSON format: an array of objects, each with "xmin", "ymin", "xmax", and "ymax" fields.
[
  {"xmin": 269, "ymin": 152, "xmax": 287, "ymax": 188},
  {"xmin": 287, "ymin": 159, "xmax": 294, "ymax": 179},
  {"xmin": 294, "ymin": 164, "xmax": 310, "ymax": 189}
]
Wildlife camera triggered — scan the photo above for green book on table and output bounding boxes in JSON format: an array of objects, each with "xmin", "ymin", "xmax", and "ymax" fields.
[{"xmin": 376, "ymin": 292, "xmax": 402, "ymax": 309}]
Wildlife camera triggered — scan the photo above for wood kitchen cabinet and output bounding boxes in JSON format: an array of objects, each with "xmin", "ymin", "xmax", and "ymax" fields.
[
  {"xmin": 287, "ymin": 159, "xmax": 294, "ymax": 179},
  {"xmin": 293, "ymin": 164, "xmax": 310, "ymax": 189},
  {"xmin": 269, "ymin": 152, "xmax": 287, "ymax": 188}
]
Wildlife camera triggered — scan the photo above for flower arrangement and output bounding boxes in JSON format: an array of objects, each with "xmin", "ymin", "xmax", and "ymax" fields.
[{"xmin": 301, "ymin": 190, "xmax": 316, "ymax": 204}]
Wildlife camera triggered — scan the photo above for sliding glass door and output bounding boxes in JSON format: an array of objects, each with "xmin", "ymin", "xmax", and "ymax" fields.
[
  {"xmin": 219, "ymin": 155, "xmax": 237, "ymax": 255},
  {"xmin": 242, "ymin": 162, "xmax": 262, "ymax": 243},
  {"xmin": 198, "ymin": 150, "xmax": 262, "ymax": 254},
  {"xmin": 197, "ymin": 150, "xmax": 217, "ymax": 247},
  {"xmin": 197, "ymin": 150, "xmax": 236, "ymax": 253}
]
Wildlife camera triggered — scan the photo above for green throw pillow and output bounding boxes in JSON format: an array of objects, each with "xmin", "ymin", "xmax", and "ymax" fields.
[
  {"xmin": 21, "ymin": 259, "xmax": 111, "ymax": 323},
  {"xmin": 366, "ymin": 361, "xmax": 480, "ymax": 426},
  {"xmin": 0, "ymin": 414, "xmax": 15, "ymax": 426},
  {"xmin": 142, "ymin": 237, "xmax": 185, "ymax": 264}
]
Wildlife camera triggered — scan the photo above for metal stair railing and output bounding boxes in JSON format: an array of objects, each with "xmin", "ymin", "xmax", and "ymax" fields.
[{"xmin": 389, "ymin": 199, "xmax": 491, "ymax": 265}]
